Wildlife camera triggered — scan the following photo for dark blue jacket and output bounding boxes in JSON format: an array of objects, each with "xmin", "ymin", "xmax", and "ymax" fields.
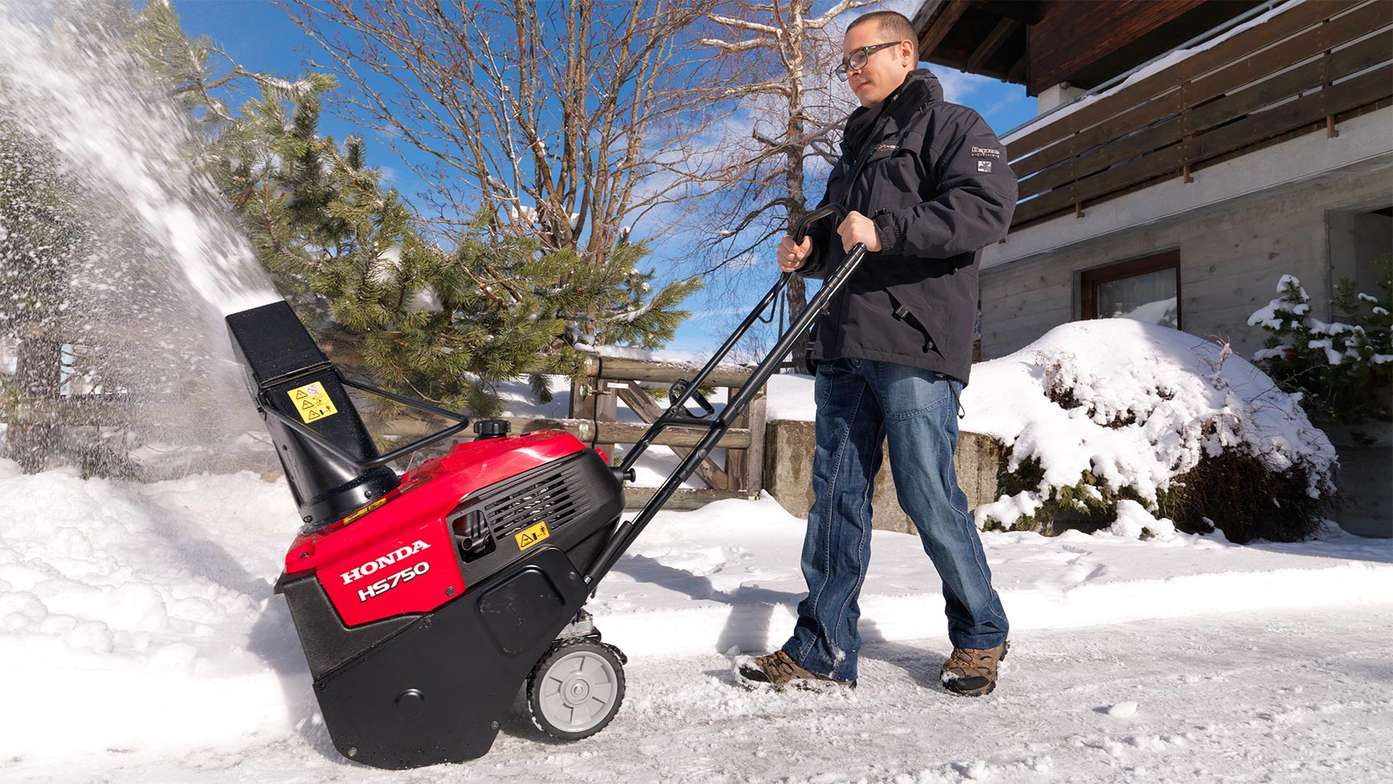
[{"xmin": 799, "ymin": 69, "xmax": 1017, "ymax": 384}]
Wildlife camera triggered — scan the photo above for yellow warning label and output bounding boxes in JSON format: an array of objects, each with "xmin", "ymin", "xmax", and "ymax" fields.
[
  {"xmin": 515, "ymin": 521, "xmax": 550, "ymax": 551},
  {"xmin": 341, "ymin": 497, "xmax": 387, "ymax": 525},
  {"xmin": 288, "ymin": 381, "xmax": 339, "ymax": 424}
]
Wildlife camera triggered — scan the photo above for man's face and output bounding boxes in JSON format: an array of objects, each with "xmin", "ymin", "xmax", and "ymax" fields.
[{"xmin": 842, "ymin": 22, "xmax": 914, "ymax": 107}]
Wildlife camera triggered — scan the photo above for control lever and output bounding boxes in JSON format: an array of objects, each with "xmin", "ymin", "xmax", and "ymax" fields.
[{"xmin": 668, "ymin": 378, "xmax": 715, "ymax": 419}]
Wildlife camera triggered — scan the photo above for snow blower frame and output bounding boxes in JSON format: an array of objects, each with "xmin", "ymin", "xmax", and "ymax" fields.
[{"xmin": 226, "ymin": 206, "xmax": 865, "ymax": 769}]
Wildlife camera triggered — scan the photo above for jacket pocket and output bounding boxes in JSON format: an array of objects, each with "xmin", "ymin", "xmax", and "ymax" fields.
[
  {"xmin": 887, "ymin": 289, "xmax": 943, "ymax": 359},
  {"xmin": 863, "ymin": 146, "xmax": 920, "ymax": 207}
]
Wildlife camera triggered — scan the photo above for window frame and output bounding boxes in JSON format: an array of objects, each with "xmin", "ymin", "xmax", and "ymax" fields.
[{"xmin": 1079, "ymin": 250, "xmax": 1182, "ymax": 328}]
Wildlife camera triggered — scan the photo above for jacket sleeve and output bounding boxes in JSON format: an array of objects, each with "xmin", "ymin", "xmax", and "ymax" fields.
[{"xmin": 871, "ymin": 110, "xmax": 1017, "ymax": 259}]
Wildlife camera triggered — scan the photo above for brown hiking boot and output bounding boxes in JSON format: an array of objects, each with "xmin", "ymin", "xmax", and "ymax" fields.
[
  {"xmin": 737, "ymin": 650, "xmax": 855, "ymax": 691},
  {"xmin": 940, "ymin": 641, "xmax": 1009, "ymax": 697}
]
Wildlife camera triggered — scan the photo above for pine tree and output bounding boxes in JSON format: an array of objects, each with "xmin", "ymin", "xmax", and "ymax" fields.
[
  {"xmin": 14, "ymin": 1, "xmax": 703, "ymax": 424},
  {"xmin": 1249, "ymin": 268, "xmax": 1393, "ymax": 422},
  {"xmin": 211, "ymin": 73, "xmax": 699, "ymax": 415}
]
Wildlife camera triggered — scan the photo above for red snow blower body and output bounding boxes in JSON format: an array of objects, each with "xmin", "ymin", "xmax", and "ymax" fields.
[{"xmin": 227, "ymin": 207, "xmax": 865, "ymax": 768}]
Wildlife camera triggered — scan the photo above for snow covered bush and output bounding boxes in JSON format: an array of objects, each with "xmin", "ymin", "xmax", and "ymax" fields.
[
  {"xmin": 1247, "ymin": 264, "xmax": 1392, "ymax": 423},
  {"xmin": 962, "ymin": 320, "xmax": 1337, "ymax": 543}
]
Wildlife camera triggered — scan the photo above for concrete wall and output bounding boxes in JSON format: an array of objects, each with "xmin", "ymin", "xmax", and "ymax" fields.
[
  {"xmin": 980, "ymin": 157, "xmax": 1393, "ymax": 360},
  {"xmin": 1330, "ymin": 210, "xmax": 1393, "ymax": 302},
  {"xmin": 763, "ymin": 419, "xmax": 1001, "ymax": 535}
]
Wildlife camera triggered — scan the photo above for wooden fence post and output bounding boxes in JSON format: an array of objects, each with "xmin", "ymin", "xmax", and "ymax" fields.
[
  {"xmin": 725, "ymin": 384, "xmax": 745, "ymax": 492},
  {"xmin": 595, "ymin": 383, "xmax": 617, "ymax": 459},
  {"xmin": 742, "ymin": 386, "xmax": 767, "ymax": 498}
]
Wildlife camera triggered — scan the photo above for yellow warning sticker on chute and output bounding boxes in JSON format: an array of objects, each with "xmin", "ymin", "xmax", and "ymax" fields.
[
  {"xmin": 515, "ymin": 521, "xmax": 550, "ymax": 551},
  {"xmin": 288, "ymin": 381, "xmax": 339, "ymax": 424}
]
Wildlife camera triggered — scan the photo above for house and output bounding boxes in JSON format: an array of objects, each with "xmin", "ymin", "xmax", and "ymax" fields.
[
  {"xmin": 913, "ymin": 0, "xmax": 1392, "ymax": 536},
  {"xmin": 914, "ymin": 0, "xmax": 1390, "ymax": 359}
]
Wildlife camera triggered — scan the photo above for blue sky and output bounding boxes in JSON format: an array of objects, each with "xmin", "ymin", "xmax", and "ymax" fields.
[{"xmin": 172, "ymin": 0, "xmax": 1037, "ymax": 356}]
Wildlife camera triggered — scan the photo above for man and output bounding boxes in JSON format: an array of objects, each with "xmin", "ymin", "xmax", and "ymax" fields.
[{"xmin": 738, "ymin": 10, "xmax": 1015, "ymax": 697}]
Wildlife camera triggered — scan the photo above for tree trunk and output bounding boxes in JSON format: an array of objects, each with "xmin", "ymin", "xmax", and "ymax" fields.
[
  {"xmin": 8, "ymin": 334, "xmax": 61, "ymax": 474},
  {"xmin": 785, "ymin": 26, "xmax": 811, "ymax": 376}
]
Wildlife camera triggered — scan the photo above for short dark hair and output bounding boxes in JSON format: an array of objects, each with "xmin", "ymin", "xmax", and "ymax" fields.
[{"xmin": 846, "ymin": 10, "xmax": 916, "ymax": 44}]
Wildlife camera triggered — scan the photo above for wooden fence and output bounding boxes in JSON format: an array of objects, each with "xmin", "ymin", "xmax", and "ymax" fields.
[
  {"xmin": 390, "ymin": 352, "xmax": 768, "ymax": 510},
  {"xmin": 1006, "ymin": 0, "xmax": 1393, "ymax": 229}
]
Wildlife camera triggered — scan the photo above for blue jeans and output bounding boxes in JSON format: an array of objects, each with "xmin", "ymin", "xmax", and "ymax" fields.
[{"xmin": 781, "ymin": 357, "xmax": 1009, "ymax": 681}]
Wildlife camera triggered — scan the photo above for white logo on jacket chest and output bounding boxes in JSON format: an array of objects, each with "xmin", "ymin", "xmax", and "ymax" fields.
[{"xmin": 977, "ymin": 160, "xmax": 993, "ymax": 173}]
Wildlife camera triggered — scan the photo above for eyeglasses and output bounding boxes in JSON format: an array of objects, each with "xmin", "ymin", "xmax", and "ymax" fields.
[{"xmin": 834, "ymin": 41, "xmax": 902, "ymax": 81}]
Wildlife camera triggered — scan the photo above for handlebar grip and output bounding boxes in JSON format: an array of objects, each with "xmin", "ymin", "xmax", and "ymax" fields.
[{"xmin": 790, "ymin": 204, "xmax": 843, "ymax": 243}]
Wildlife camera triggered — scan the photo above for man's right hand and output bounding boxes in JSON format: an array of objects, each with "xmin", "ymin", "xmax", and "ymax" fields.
[{"xmin": 777, "ymin": 235, "xmax": 813, "ymax": 272}]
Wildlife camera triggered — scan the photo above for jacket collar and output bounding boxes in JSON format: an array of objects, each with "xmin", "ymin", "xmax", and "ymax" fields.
[{"xmin": 840, "ymin": 69, "xmax": 942, "ymax": 155}]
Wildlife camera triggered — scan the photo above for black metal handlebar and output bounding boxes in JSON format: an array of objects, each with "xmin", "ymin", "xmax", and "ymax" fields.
[
  {"xmin": 791, "ymin": 203, "xmax": 844, "ymax": 243},
  {"xmin": 589, "ymin": 206, "xmax": 867, "ymax": 589}
]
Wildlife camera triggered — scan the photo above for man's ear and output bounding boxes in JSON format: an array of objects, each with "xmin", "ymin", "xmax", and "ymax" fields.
[{"xmin": 899, "ymin": 39, "xmax": 916, "ymax": 66}]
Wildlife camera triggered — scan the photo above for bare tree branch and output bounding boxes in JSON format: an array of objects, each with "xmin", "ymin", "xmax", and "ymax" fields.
[
  {"xmin": 709, "ymin": 14, "xmax": 780, "ymax": 35},
  {"xmin": 806, "ymin": 0, "xmax": 873, "ymax": 30},
  {"xmin": 698, "ymin": 36, "xmax": 775, "ymax": 53},
  {"xmin": 691, "ymin": 0, "xmax": 863, "ymax": 369}
]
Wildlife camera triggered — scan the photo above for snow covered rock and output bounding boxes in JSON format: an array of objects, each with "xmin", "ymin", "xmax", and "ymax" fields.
[{"xmin": 962, "ymin": 320, "xmax": 1336, "ymax": 542}]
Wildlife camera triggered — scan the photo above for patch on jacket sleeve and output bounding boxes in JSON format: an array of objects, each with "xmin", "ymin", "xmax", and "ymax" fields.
[
  {"xmin": 970, "ymin": 145, "xmax": 1000, "ymax": 159},
  {"xmin": 977, "ymin": 160, "xmax": 992, "ymax": 172}
]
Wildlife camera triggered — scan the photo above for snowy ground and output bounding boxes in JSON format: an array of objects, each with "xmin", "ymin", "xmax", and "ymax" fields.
[
  {"xmin": 11, "ymin": 606, "xmax": 1393, "ymax": 783},
  {"xmin": 0, "ymin": 462, "xmax": 1389, "ymax": 783}
]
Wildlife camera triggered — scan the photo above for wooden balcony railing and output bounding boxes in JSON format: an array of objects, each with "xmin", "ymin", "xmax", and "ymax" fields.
[{"xmin": 1006, "ymin": 0, "xmax": 1393, "ymax": 229}]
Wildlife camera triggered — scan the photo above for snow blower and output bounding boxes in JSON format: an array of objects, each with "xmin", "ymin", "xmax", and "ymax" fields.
[{"xmin": 225, "ymin": 206, "xmax": 866, "ymax": 768}]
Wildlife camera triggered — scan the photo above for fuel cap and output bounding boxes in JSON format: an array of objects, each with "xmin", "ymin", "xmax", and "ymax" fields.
[{"xmin": 473, "ymin": 418, "xmax": 510, "ymax": 438}]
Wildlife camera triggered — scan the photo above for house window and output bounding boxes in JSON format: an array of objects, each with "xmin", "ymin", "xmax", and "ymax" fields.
[{"xmin": 1080, "ymin": 251, "xmax": 1181, "ymax": 329}]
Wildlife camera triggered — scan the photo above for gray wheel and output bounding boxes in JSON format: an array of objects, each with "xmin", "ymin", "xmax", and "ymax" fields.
[{"xmin": 527, "ymin": 640, "xmax": 625, "ymax": 740}]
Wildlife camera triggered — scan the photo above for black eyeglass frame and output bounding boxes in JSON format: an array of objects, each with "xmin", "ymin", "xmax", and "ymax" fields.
[{"xmin": 834, "ymin": 41, "xmax": 905, "ymax": 81}]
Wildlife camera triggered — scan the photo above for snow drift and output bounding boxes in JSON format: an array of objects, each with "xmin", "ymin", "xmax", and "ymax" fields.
[{"xmin": 0, "ymin": 460, "xmax": 307, "ymax": 761}]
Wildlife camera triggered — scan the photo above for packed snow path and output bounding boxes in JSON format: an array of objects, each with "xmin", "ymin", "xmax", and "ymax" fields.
[
  {"xmin": 1, "ymin": 464, "xmax": 1388, "ymax": 783},
  {"xmin": 11, "ymin": 604, "xmax": 1389, "ymax": 783}
]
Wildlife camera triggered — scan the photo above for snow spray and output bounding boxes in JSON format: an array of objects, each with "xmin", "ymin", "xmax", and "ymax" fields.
[
  {"xmin": 0, "ymin": 3, "xmax": 277, "ymax": 314},
  {"xmin": 0, "ymin": 1, "xmax": 279, "ymax": 474}
]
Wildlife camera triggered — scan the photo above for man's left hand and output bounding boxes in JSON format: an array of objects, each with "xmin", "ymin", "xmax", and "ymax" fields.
[{"xmin": 837, "ymin": 211, "xmax": 881, "ymax": 253}]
